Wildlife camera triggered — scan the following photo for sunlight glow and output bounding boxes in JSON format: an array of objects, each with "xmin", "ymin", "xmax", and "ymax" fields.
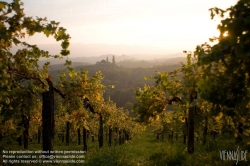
[
  {"xmin": 223, "ymin": 31, "xmax": 228, "ymax": 37},
  {"xmin": 4, "ymin": 0, "xmax": 238, "ymax": 55}
]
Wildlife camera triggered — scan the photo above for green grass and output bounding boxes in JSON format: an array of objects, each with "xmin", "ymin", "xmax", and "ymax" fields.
[
  {"xmin": 84, "ymin": 129, "xmax": 250, "ymax": 166},
  {"xmin": 1, "ymin": 130, "xmax": 250, "ymax": 166}
]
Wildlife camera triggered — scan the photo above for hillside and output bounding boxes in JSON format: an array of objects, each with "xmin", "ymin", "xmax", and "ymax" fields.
[{"xmin": 50, "ymin": 63, "xmax": 182, "ymax": 113}]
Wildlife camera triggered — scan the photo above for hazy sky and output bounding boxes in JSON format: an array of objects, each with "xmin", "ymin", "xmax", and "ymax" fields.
[{"xmin": 4, "ymin": 0, "xmax": 237, "ymax": 54}]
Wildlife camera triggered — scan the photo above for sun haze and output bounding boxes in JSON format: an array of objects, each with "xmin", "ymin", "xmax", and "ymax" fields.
[{"xmin": 4, "ymin": 0, "xmax": 237, "ymax": 56}]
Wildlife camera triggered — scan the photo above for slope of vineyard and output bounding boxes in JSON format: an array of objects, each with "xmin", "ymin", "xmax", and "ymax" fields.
[{"xmin": 1, "ymin": 0, "xmax": 250, "ymax": 165}]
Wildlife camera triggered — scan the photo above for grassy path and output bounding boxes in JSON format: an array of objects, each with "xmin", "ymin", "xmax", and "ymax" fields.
[{"xmin": 85, "ymin": 128, "xmax": 186, "ymax": 166}]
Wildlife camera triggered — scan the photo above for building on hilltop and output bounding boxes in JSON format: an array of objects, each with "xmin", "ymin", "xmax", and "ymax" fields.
[
  {"xmin": 96, "ymin": 56, "xmax": 115, "ymax": 65},
  {"xmin": 95, "ymin": 59, "xmax": 112, "ymax": 65}
]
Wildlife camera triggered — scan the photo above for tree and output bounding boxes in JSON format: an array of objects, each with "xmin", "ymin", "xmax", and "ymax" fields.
[
  {"xmin": 134, "ymin": 51, "xmax": 203, "ymax": 154},
  {"xmin": 196, "ymin": 0, "xmax": 250, "ymax": 142},
  {"xmin": 180, "ymin": 52, "xmax": 200, "ymax": 154},
  {"xmin": 197, "ymin": 0, "xmax": 250, "ymax": 108},
  {"xmin": 0, "ymin": 0, "xmax": 70, "ymax": 152},
  {"xmin": 112, "ymin": 55, "xmax": 115, "ymax": 65},
  {"xmin": 56, "ymin": 65, "xmax": 106, "ymax": 150},
  {"xmin": 133, "ymin": 85, "xmax": 167, "ymax": 123}
]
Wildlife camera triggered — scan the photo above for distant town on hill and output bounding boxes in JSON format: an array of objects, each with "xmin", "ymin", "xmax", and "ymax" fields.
[{"xmin": 37, "ymin": 53, "xmax": 186, "ymax": 68}]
